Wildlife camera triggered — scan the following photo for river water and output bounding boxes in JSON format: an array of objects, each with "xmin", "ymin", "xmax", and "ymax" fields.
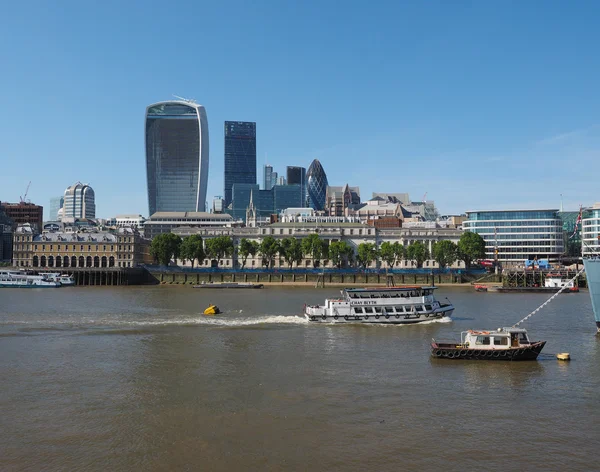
[{"xmin": 1, "ymin": 286, "xmax": 598, "ymax": 471}]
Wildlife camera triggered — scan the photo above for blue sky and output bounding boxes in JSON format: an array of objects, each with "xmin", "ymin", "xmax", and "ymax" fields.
[{"xmin": 1, "ymin": 0, "xmax": 599, "ymax": 219}]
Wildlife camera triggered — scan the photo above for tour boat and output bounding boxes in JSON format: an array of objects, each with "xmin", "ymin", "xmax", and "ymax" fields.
[
  {"xmin": 0, "ymin": 270, "xmax": 61, "ymax": 288},
  {"xmin": 430, "ymin": 327, "xmax": 546, "ymax": 361},
  {"xmin": 45, "ymin": 273, "xmax": 76, "ymax": 286},
  {"xmin": 304, "ymin": 286, "xmax": 454, "ymax": 324}
]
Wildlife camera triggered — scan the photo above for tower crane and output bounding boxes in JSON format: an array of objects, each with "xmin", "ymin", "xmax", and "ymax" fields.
[{"xmin": 20, "ymin": 181, "xmax": 31, "ymax": 203}]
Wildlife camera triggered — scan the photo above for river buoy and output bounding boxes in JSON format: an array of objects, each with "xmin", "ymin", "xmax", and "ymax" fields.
[{"xmin": 556, "ymin": 353, "xmax": 571, "ymax": 361}]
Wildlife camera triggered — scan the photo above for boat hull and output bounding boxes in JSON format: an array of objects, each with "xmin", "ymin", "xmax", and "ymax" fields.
[
  {"xmin": 430, "ymin": 341, "xmax": 546, "ymax": 361},
  {"xmin": 193, "ymin": 283, "xmax": 264, "ymax": 289},
  {"xmin": 0, "ymin": 283, "xmax": 61, "ymax": 288},
  {"xmin": 583, "ymin": 258, "xmax": 600, "ymax": 331}
]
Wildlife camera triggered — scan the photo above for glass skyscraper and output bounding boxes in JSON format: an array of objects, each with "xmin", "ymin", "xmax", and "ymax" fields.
[
  {"xmin": 224, "ymin": 121, "xmax": 256, "ymax": 208},
  {"xmin": 306, "ymin": 159, "xmax": 328, "ymax": 211},
  {"xmin": 62, "ymin": 182, "xmax": 95, "ymax": 220},
  {"xmin": 145, "ymin": 101, "xmax": 209, "ymax": 215},
  {"xmin": 48, "ymin": 196, "xmax": 63, "ymax": 221},
  {"xmin": 286, "ymin": 166, "xmax": 306, "ymax": 204}
]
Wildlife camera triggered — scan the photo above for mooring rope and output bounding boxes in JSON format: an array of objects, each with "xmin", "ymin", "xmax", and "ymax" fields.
[{"xmin": 512, "ymin": 266, "xmax": 586, "ymax": 327}]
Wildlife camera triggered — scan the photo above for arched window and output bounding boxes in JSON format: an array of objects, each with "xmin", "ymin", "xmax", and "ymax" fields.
[
  {"xmin": 79, "ymin": 256, "xmax": 85, "ymax": 267},
  {"xmin": 86, "ymin": 256, "xmax": 93, "ymax": 267},
  {"xmin": 63, "ymin": 256, "xmax": 69, "ymax": 267},
  {"xmin": 71, "ymin": 256, "xmax": 77, "ymax": 268},
  {"xmin": 109, "ymin": 256, "xmax": 115, "ymax": 267},
  {"xmin": 93, "ymin": 256, "xmax": 100, "ymax": 268},
  {"xmin": 40, "ymin": 256, "xmax": 46, "ymax": 267},
  {"xmin": 48, "ymin": 256, "xmax": 54, "ymax": 267},
  {"xmin": 101, "ymin": 256, "xmax": 107, "ymax": 268},
  {"xmin": 33, "ymin": 256, "xmax": 39, "ymax": 267}
]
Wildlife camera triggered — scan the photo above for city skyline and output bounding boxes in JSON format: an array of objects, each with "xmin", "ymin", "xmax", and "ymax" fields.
[{"xmin": 2, "ymin": 2, "xmax": 600, "ymax": 217}]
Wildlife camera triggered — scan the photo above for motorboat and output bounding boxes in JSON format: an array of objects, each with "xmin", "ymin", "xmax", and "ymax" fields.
[
  {"xmin": 431, "ymin": 327, "xmax": 546, "ymax": 361},
  {"xmin": 0, "ymin": 270, "xmax": 61, "ymax": 288}
]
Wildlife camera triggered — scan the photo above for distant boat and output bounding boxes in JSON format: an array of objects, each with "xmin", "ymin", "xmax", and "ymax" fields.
[
  {"xmin": 193, "ymin": 282, "xmax": 264, "ymax": 289},
  {"xmin": 0, "ymin": 270, "xmax": 61, "ymax": 288},
  {"xmin": 473, "ymin": 284, "xmax": 488, "ymax": 292},
  {"xmin": 44, "ymin": 273, "xmax": 76, "ymax": 286}
]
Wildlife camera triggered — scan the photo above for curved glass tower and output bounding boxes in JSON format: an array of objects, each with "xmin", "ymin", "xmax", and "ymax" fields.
[
  {"xmin": 145, "ymin": 101, "xmax": 209, "ymax": 215},
  {"xmin": 306, "ymin": 159, "xmax": 328, "ymax": 211}
]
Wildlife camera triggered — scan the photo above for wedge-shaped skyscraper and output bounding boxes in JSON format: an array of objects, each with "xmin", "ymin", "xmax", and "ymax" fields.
[{"xmin": 145, "ymin": 100, "xmax": 209, "ymax": 215}]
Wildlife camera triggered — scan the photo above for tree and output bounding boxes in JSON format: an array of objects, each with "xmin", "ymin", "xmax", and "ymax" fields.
[
  {"xmin": 150, "ymin": 233, "xmax": 182, "ymax": 266},
  {"xmin": 380, "ymin": 241, "xmax": 404, "ymax": 270},
  {"xmin": 432, "ymin": 240, "xmax": 458, "ymax": 269},
  {"xmin": 406, "ymin": 241, "xmax": 429, "ymax": 268},
  {"xmin": 302, "ymin": 233, "xmax": 326, "ymax": 268},
  {"xmin": 457, "ymin": 232, "xmax": 486, "ymax": 269},
  {"xmin": 356, "ymin": 243, "xmax": 378, "ymax": 270},
  {"xmin": 329, "ymin": 241, "xmax": 352, "ymax": 269},
  {"xmin": 280, "ymin": 238, "xmax": 304, "ymax": 268},
  {"xmin": 259, "ymin": 236, "xmax": 280, "ymax": 268},
  {"xmin": 204, "ymin": 236, "xmax": 234, "ymax": 266},
  {"xmin": 180, "ymin": 235, "xmax": 205, "ymax": 268},
  {"xmin": 238, "ymin": 238, "xmax": 253, "ymax": 269}
]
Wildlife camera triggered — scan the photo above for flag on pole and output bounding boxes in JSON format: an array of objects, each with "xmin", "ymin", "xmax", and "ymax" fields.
[{"xmin": 570, "ymin": 206, "xmax": 583, "ymax": 239}]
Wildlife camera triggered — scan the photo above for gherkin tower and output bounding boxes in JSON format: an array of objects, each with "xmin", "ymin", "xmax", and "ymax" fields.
[{"xmin": 306, "ymin": 159, "xmax": 328, "ymax": 211}]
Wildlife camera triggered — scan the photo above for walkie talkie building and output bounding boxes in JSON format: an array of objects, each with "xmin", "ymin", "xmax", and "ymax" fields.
[{"xmin": 145, "ymin": 101, "xmax": 209, "ymax": 215}]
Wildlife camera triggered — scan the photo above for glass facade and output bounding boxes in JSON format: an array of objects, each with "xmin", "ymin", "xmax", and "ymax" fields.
[
  {"xmin": 263, "ymin": 165, "xmax": 274, "ymax": 190},
  {"xmin": 231, "ymin": 183, "xmax": 303, "ymax": 223},
  {"xmin": 306, "ymin": 159, "xmax": 328, "ymax": 210},
  {"xmin": 145, "ymin": 101, "xmax": 209, "ymax": 215},
  {"xmin": 463, "ymin": 209, "xmax": 564, "ymax": 263},
  {"xmin": 286, "ymin": 166, "xmax": 306, "ymax": 203},
  {"xmin": 63, "ymin": 183, "xmax": 95, "ymax": 219},
  {"xmin": 582, "ymin": 207, "xmax": 600, "ymax": 255},
  {"xmin": 48, "ymin": 196, "xmax": 63, "ymax": 221},
  {"xmin": 224, "ymin": 121, "xmax": 256, "ymax": 207}
]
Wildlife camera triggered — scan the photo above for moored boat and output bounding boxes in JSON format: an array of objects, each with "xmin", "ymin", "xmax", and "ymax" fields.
[
  {"xmin": 0, "ymin": 270, "xmax": 61, "ymax": 288},
  {"xmin": 583, "ymin": 257, "xmax": 600, "ymax": 332},
  {"xmin": 193, "ymin": 282, "xmax": 264, "ymax": 289},
  {"xmin": 44, "ymin": 272, "xmax": 76, "ymax": 286},
  {"xmin": 474, "ymin": 284, "xmax": 488, "ymax": 292},
  {"xmin": 431, "ymin": 327, "xmax": 546, "ymax": 361},
  {"xmin": 304, "ymin": 286, "xmax": 454, "ymax": 324}
]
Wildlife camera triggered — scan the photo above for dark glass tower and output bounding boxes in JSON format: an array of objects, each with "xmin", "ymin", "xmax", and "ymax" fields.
[
  {"xmin": 224, "ymin": 121, "xmax": 256, "ymax": 207},
  {"xmin": 306, "ymin": 159, "xmax": 328, "ymax": 211},
  {"xmin": 286, "ymin": 166, "xmax": 306, "ymax": 204},
  {"xmin": 145, "ymin": 101, "xmax": 209, "ymax": 215}
]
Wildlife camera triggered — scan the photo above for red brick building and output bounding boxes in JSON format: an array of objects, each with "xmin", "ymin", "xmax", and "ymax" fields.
[{"xmin": 0, "ymin": 201, "xmax": 43, "ymax": 231}]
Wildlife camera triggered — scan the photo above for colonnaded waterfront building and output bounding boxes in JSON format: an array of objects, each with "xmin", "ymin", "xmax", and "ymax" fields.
[
  {"xmin": 463, "ymin": 209, "xmax": 564, "ymax": 265},
  {"xmin": 145, "ymin": 100, "xmax": 209, "ymax": 214}
]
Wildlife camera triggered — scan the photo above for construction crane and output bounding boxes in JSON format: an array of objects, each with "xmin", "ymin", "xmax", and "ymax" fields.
[{"xmin": 20, "ymin": 181, "xmax": 31, "ymax": 203}]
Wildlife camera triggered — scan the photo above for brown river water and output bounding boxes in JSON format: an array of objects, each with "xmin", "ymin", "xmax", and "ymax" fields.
[{"xmin": 0, "ymin": 286, "xmax": 599, "ymax": 471}]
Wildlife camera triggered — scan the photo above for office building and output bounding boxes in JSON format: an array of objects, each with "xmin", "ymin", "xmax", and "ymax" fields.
[
  {"xmin": 0, "ymin": 201, "xmax": 43, "ymax": 231},
  {"xmin": 582, "ymin": 204, "xmax": 600, "ymax": 256},
  {"xmin": 62, "ymin": 182, "xmax": 96, "ymax": 220},
  {"xmin": 212, "ymin": 196, "xmax": 225, "ymax": 214},
  {"xmin": 230, "ymin": 183, "xmax": 304, "ymax": 223},
  {"xmin": 305, "ymin": 159, "xmax": 328, "ymax": 211},
  {"xmin": 463, "ymin": 209, "xmax": 564, "ymax": 264},
  {"xmin": 263, "ymin": 165, "xmax": 274, "ymax": 190},
  {"xmin": 145, "ymin": 100, "xmax": 209, "ymax": 214},
  {"xmin": 145, "ymin": 212, "xmax": 241, "ymax": 239},
  {"xmin": 286, "ymin": 166, "xmax": 306, "ymax": 202},
  {"xmin": 224, "ymin": 121, "xmax": 256, "ymax": 207},
  {"xmin": 277, "ymin": 176, "xmax": 287, "ymax": 186},
  {"xmin": 271, "ymin": 171, "xmax": 278, "ymax": 189},
  {"xmin": 48, "ymin": 196, "xmax": 64, "ymax": 221}
]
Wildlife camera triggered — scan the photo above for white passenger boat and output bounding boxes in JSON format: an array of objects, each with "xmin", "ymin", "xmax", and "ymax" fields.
[
  {"xmin": 0, "ymin": 270, "xmax": 61, "ymax": 288},
  {"xmin": 304, "ymin": 286, "xmax": 454, "ymax": 324},
  {"xmin": 45, "ymin": 273, "xmax": 76, "ymax": 286}
]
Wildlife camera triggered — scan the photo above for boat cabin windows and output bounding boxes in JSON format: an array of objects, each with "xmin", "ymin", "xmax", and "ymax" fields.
[
  {"xmin": 364, "ymin": 307, "xmax": 374, "ymax": 314},
  {"xmin": 519, "ymin": 332, "xmax": 530, "ymax": 344},
  {"xmin": 374, "ymin": 307, "xmax": 382, "ymax": 313},
  {"xmin": 353, "ymin": 307, "xmax": 364, "ymax": 314},
  {"xmin": 385, "ymin": 306, "xmax": 394, "ymax": 313},
  {"xmin": 415, "ymin": 305, "xmax": 424, "ymax": 312},
  {"xmin": 475, "ymin": 336, "xmax": 491, "ymax": 345},
  {"xmin": 425, "ymin": 305, "xmax": 432, "ymax": 311},
  {"xmin": 394, "ymin": 306, "xmax": 404, "ymax": 313},
  {"xmin": 493, "ymin": 336, "xmax": 508, "ymax": 346}
]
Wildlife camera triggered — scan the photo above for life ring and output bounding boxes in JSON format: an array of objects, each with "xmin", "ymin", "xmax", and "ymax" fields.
[
  {"xmin": 385, "ymin": 315, "xmax": 390, "ymax": 319},
  {"xmin": 487, "ymin": 351, "xmax": 494, "ymax": 357},
  {"xmin": 493, "ymin": 351, "xmax": 500, "ymax": 358},
  {"xmin": 310, "ymin": 316, "xmax": 316, "ymax": 321},
  {"xmin": 334, "ymin": 315, "xmax": 338, "ymax": 320},
  {"xmin": 395, "ymin": 314, "xmax": 400, "ymax": 319},
  {"xmin": 321, "ymin": 315, "xmax": 326, "ymax": 320},
  {"xmin": 375, "ymin": 315, "xmax": 380, "ymax": 319},
  {"xmin": 460, "ymin": 350, "xmax": 467, "ymax": 358},
  {"xmin": 441, "ymin": 350, "xmax": 447, "ymax": 357},
  {"xmin": 364, "ymin": 315, "xmax": 369, "ymax": 320},
  {"xmin": 474, "ymin": 350, "xmax": 481, "ymax": 357},
  {"xmin": 435, "ymin": 350, "xmax": 442, "ymax": 356},
  {"xmin": 344, "ymin": 315, "xmax": 349, "ymax": 321}
]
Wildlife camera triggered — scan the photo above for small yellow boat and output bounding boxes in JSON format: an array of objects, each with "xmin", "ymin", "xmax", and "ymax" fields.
[{"xmin": 203, "ymin": 305, "xmax": 221, "ymax": 316}]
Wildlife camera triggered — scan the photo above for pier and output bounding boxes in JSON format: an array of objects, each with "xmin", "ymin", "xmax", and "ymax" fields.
[
  {"xmin": 501, "ymin": 269, "xmax": 586, "ymax": 288},
  {"xmin": 35, "ymin": 268, "xmax": 151, "ymax": 286}
]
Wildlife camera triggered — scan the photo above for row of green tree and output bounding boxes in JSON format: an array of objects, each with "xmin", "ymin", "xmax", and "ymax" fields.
[{"xmin": 150, "ymin": 232, "xmax": 486, "ymax": 269}]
